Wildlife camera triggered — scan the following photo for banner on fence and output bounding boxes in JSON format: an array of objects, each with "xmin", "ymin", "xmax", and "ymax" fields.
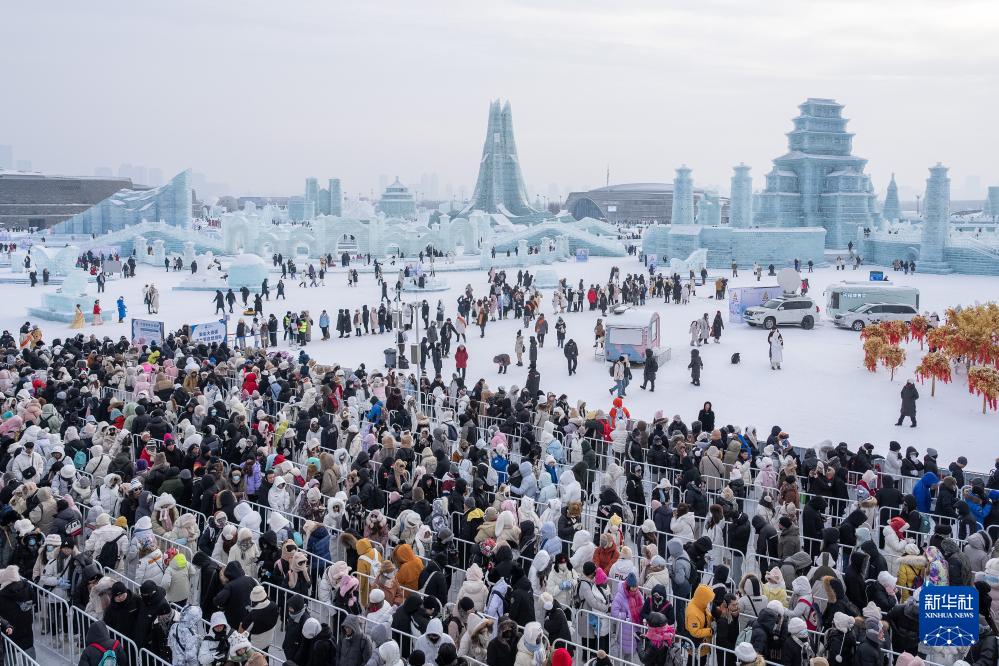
[
  {"xmin": 131, "ymin": 318, "xmax": 165, "ymax": 346},
  {"xmin": 728, "ymin": 285, "xmax": 782, "ymax": 323},
  {"xmin": 190, "ymin": 319, "xmax": 228, "ymax": 345}
]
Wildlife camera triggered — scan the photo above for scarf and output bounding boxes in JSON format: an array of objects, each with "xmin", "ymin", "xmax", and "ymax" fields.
[
  {"xmin": 158, "ymin": 508, "xmax": 174, "ymax": 532},
  {"xmin": 646, "ymin": 623, "xmax": 675, "ymax": 648},
  {"xmin": 626, "ymin": 587, "xmax": 644, "ymax": 622}
]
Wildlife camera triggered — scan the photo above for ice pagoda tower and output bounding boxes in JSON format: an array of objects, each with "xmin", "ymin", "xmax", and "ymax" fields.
[
  {"xmin": 882, "ymin": 173, "xmax": 901, "ymax": 224},
  {"xmin": 671, "ymin": 165, "xmax": 695, "ymax": 225},
  {"xmin": 460, "ymin": 99, "xmax": 538, "ymax": 219},
  {"xmin": 755, "ymin": 98, "xmax": 879, "ymax": 247},
  {"xmin": 919, "ymin": 163, "xmax": 953, "ymax": 273},
  {"xmin": 729, "ymin": 164, "xmax": 753, "ymax": 228}
]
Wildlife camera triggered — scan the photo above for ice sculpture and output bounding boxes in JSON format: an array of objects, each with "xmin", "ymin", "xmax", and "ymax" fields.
[
  {"xmin": 50, "ymin": 170, "xmax": 193, "ymax": 235},
  {"xmin": 226, "ymin": 254, "xmax": 269, "ymax": 292},
  {"xmin": 671, "ymin": 166, "xmax": 695, "ymax": 226},
  {"xmin": 755, "ymin": 99, "xmax": 879, "ymax": 247},
  {"xmin": 460, "ymin": 100, "xmax": 540, "ymax": 219},
  {"xmin": 27, "ymin": 269, "xmax": 91, "ymax": 322}
]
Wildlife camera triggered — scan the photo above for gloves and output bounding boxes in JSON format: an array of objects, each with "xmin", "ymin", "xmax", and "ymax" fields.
[
  {"xmin": 561, "ymin": 580, "xmax": 572, "ymax": 590},
  {"xmin": 58, "ymin": 579, "xmax": 71, "ymax": 590},
  {"xmin": 175, "ymin": 537, "xmax": 188, "ymax": 546}
]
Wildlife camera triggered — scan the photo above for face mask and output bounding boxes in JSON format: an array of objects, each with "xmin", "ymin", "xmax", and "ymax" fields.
[
  {"xmin": 910, "ymin": 454, "xmax": 918, "ymax": 461},
  {"xmin": 46, "ymin": 545, "xmax": 56, "ymax": 553},
  {"xmin": 232, "ymin": 474, "xmax": 241, "ymax": 482}
]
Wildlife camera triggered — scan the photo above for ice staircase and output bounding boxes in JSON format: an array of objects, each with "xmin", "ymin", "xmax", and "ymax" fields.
[
  {"xmin": 944, "ymin": 237, "xmax": 999, "ymax": 275},
  {"xmin": 492, "ymin": 220, "xmax": 627, "ymax": 256}
]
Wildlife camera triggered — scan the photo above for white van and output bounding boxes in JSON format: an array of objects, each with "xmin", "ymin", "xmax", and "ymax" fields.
[{"xmin": 823, "ymin": 282, "xmax": 920, "ymax": 319}]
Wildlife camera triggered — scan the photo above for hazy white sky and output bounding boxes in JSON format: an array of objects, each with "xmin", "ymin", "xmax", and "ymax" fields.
[{"xmin": 3, "ymin": 0, "xmax": 998, "ymax": 200}]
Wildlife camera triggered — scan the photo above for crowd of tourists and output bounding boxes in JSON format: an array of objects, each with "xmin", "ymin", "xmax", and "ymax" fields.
[{"xmin": 0, "ymin": 328, "xmax": 996, "ymax": 666}]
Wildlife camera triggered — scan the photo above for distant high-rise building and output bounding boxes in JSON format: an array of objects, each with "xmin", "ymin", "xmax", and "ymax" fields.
[
  {"xmin": 329, "ymin": 178, "xmax": 342, "ymax": 216},
  {"xmin": 118, "ymin": 163, "xmax": 133, "ymax": 179},
  {"xmin": 882, "ymin": 173, "xmax": 901, "ymax": 223},
  {"xmin": 729, "ymin": 164, "xmax": 753, "ymax": 228},
  {"xmin": 984, "ymin": 186, "xmax": 999, "ymax": 220},
  {"xmin": 671, "ymin": 165, "xmax": 694, "ymax": 225},
  {"xmin": 132, "ymin": 165, "xmax": 148, "ymax": 187},
  {"xmin": 460, "ymin": 99, "xmax": 538, "ymax": 218},
  {"xmin": 305, "ymin": 178, "xmax": 319, "ymax": 205},
  {"xmin": 15, "ymin": 160, "xmax": 32, "ymax": 172},
  {"xmin": 0, "ymin": 145, "xmax": 11, "ymax": 170}
]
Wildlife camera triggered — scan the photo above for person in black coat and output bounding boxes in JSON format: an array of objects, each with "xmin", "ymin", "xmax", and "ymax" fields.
[
  {"xmin": 751, "ymin": 515, "xmax": 779, "ymax": 571},
  {"xmin": 887, "ymin": 599, "xmax": 920, "ymax": 655},
  {"xmin": 282, "ymin": 595, "xmax": 311, "ymax": 662},
  {"xmin": 103, "ymin": 581, "xmax": 145, "ymax": 651},
  {"xmin": 212, "ymin": 561, "xmax": 255, "ymax": 629},
  {"xmin": 296, "ymin": 619, "xmax": 336, "ymax": 666},
  {"xmin": 965, "ymin": 615, "xmax": 997, "ymax": 666},
  {"xmin": 508, "ymin": 576, "xmax": 536, "ymax": 626},
  {"xmin": 486, "ymin": 616, "xmax": 518, "ymax": 666},
  {"xmin": 725, "ymin": 511, "xmax": 751, "ymax": 557},
  {"xmin": 542, "ymin": 596, "xmax": 573, "ymax": 651},
  {"xmin": 896, "ymin": 380, "xmax": 919, "ymax": 426},
  {"xmin": 563, "ymin": 339, "xmax": 579, "ymax": 375},
  {"xmin": 843, "ymin": 550, "xmax": 869, "ymax": 611},
  {"xmin": 750, "ymin": 607, "xmax": 785, "ymax": 661},
  {"xmin": 801, "ymin": 495, "xmax": 826, "ymax": 559},
  {"xmin": 856, "ymin": 618, "xmax": 885, "ymax": 666},
  {"xmin": 417, "ymin": 558, "xmax": 449, "ymax": 611},
  {"xmin": 697, "ymin": 402, "xmax": 715, "ymax": 433},
  {"xmin": 860, "ymin": 540, "xmax": 888, "ymax": 578},
  {"xmin": 78, "ymin": 621, "xmax": 126, "ymax": 666},
  {"xmin": 0, "ymin": 566, "xmax": 33, "ymax": 655},
  {"xmin": 392, "ymin": 595, "xmax": 426, "ymax": 658}
]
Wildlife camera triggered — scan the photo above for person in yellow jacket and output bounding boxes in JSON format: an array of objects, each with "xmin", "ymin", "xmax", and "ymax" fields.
[
  {"xmin": 896, "ymin": 542, "xmax": 927, "ymax": 602},
  {"xmin": 685, "ymin": 584, "xmax": 715, "ymax": 658},
  {"xmin": 355, "ymin": 537, "xmax": 382, "ymax": 606}
]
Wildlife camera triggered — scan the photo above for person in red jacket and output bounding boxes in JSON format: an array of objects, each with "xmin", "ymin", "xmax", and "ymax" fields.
[
  {"xmin": 454, "ymin": 344, "xmax": 468, "ymax": 381},
  {"xmin": 242, "ymin": 370, "xmax": 258, "ymax": 395}
]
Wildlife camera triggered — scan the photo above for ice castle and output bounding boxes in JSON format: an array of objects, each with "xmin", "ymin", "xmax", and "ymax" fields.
[{"xmin": 755, "ymin": 98, "xmax": 879, "ymax": 247}]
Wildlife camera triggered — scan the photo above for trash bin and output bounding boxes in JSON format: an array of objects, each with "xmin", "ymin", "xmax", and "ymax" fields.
[{"xmin": 383, "ymin": 347, "xmax": 397, "ymax": 368}]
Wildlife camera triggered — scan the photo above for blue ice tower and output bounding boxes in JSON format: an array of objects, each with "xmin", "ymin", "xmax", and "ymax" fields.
[
  {"xmin": 918, "ymin": 163, "xmax": 953, "ymax": 273},
  {"xmin": 671, "ymin": 165, "xmax": 694, "ymax": 225},
  {"xmin": 729, "ymin": 164, "xmax": 753, "ymax": 228}
]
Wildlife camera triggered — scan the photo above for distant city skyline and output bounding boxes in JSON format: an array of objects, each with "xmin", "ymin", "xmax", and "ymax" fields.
[{"xmin": 3, "ymin": 2, "xmax": 998, "ymax": 205}]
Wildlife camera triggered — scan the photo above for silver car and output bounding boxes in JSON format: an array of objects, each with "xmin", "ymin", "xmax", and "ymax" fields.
[{"xmin": 833, "ymin": 302, "xmax": 919, "ymax": 331}]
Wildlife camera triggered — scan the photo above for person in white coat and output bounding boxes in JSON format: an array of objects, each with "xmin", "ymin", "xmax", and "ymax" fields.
[
  {"xmin": 768, "ymin": 328, "xmax": 784, "ymax": 370},
  {"xmin": 135, "ymin": 546, "xmax": 167, "ymax": 587},
  {"xmin": 93, "ymin": 473, "xmax": 123, "ymax": 516},
  {"xmin": 84, "ymin": 444, "xmax": 112, "ymax": 482},
  {"xmin": 267, "ymin": 477, "xmax": 292, "ymax": 513},
  {"xmin": 83, "ymin": 512, "xmax": 127, "ymax": 569},
  {"xmin": 10, "ymin": 441, "xmax": 45, "ymax": 482}
]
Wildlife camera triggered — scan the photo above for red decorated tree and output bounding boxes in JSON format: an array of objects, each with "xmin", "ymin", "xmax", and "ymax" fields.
[
  {"xmin": 968, "ymin": 366, "xmax": 999, "ymax": 414},
  {"xmin": 880, "ymin": 345, "xmax": 906, "ymax": 381},
  {"xmin": 915, "ymin": 351, "xmax": 952, "ymax": 396}
]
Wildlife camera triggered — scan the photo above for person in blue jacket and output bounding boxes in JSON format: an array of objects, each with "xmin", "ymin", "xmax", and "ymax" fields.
[
  {"xmin": 116, "ymin": 296, "xmax": 127, "ymax": 323},
  {"xmin": 366, "ymin": 396, "xmax": 384, "ymax": 424},
  {"xmin": 912, "ymin": 471, "xmax": 939, "ymax": 513},
  {"xmin": 491, "ymin": 444, "xmax": 510, "ymax": 485}
]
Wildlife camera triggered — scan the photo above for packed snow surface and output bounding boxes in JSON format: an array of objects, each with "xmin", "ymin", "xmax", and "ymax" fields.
[{"xmin": 8, "ymin": 255, "xmax": 998, "ymax": 469}]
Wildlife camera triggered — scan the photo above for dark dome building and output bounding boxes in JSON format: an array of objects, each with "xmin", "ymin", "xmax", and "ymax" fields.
[{"xmin": 566, "ymin": 182, "xmax": 727, "ymax": 226}]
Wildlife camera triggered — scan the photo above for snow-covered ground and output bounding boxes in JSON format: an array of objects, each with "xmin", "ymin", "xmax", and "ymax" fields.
[{"xmin": 7, "ymin": 255, "xmax": 998, "ymax": 469}]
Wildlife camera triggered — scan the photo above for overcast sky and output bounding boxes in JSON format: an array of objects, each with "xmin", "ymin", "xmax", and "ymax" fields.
[{"xmin": 2, "ymin": 1, "xmax": 997, "ymax": 201}]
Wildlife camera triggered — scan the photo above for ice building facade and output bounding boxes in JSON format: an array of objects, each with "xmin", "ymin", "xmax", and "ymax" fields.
[
  {"xmin": 50, "ymin": 170, "xmax": 192, "ymax": 234},
  {"xmin": 755, "ymin": 99, "xmax": 879, "ymax": 247},
  {"xmin": 460, "ymin": 100, "xmax": 542, "ymax": 221},
  {"xmin": 377, "ymin": 178, "xmax": 417, "ymax": 218},
  {"xmin": 642, "ymin": 163, "xmax": 827, "ymax": 269},
  {"xmin": 859, "ymin": 164, "xmax": 999, "ymax": 275}
]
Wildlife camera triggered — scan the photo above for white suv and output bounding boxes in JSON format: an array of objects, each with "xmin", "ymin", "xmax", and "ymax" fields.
[
  {"xmin": 744, "ymin": 297, "xmax": 819, "ymax": 330},
  {"xmin": 833, "ymin": 303, "xmax": 919, "ymax": 331}
]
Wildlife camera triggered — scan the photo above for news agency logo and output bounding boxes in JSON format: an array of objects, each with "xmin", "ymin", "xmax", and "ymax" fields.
[{"xmin": 920, "ymin": 586, "xmax": 979, "ymax": 647}]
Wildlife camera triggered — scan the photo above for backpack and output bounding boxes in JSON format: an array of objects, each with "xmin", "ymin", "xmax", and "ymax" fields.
[
  {"xmin": 359, "ymin": 552, "xmax": 381, "ymax": 580},
  {"xmin": 74, "ymin": 449, "xmax": 88, "ymax": 470},
  {"xmin": 89, "ymin": 641, "xmax": 120, "ymax": 666},
  {"xmin": 97, "ymin": 533, "xmax": 126, "ymax": 570},
  {"xmin": 799, "ymin": 598, "xmax": 821, "ymax": 632},
  {"xmin": 666, "ymin": 640, "xmax": 687, "ymax": 666}
]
